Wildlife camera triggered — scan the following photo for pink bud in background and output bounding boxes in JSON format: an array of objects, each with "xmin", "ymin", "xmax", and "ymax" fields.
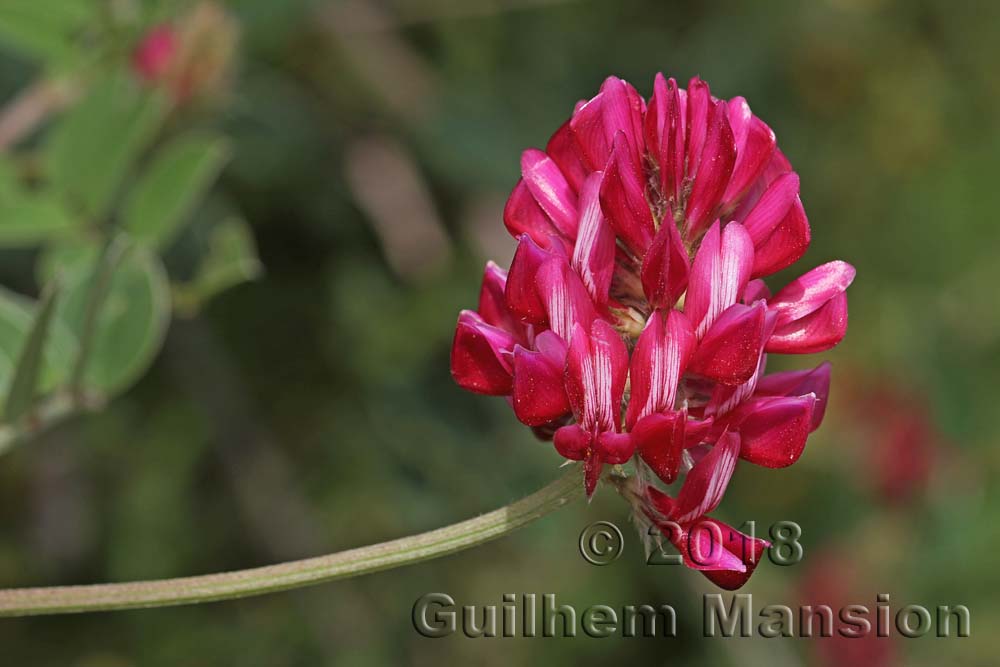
[
  {"xmin": 131, "ymin": 25, "xmax": 177, "ymax": 83},
  {"xmin": 129, "ymin": 4, "xmax": 239, "ymax": 104}
]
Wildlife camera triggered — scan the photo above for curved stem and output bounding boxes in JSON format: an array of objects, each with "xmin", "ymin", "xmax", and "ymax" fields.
[{"xmin": 0, "ymin": 466, "xmax": 583, "ymax": 617}]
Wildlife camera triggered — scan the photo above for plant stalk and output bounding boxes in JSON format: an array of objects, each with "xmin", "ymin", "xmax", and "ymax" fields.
[{"xmin": 0, "ymin": 465, "xmax": 583, "ymax": 616}]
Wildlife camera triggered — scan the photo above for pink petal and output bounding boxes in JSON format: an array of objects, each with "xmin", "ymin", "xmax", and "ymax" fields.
[
  {"xmin": 450, "ymin": 311, "xmax": 517, "ymax": 395},
  {"xmin": 766, "ymin": 292, "xmax": 849, "ymax": 354},
  {"xmin": 597, "ymin": 430, "xmax": 635, "ymax": 464},
  {"xmin": 685, "ymin": 77, "xmax": 712, "ymax": 178},
  {"xmin": 599, "ymin": 76, "xmax": 645, "ymax": 170},
  {"xmin": 644, "ymin": 75, "xmax": 686, "ymax": 205},
  {"xmin": 769, "ymin": 148, "xmax": 792, "ymax": 175},
  {"xmin": 707, "ymin": 350, "xmax": 769, "ymax": 418},
  {"xmin": 699, "ymin": 518, "xmax": 771, "ymax": 590},
  {"xmin": 755, "ymin": 361, "xmax": 831, "ymax": 430},
  {"xmin": 672, "ymin": 431, "xmax": 741, "ymax": 524},
  {"xmin": 477, "ymin": 262, "xmax": 509, "ymax": 325},
  {"xmin": 570, "ymin": 77, "xmax": 645, "ymax": 172},
  {"xmin": 730, "ymin": 395, "xmax": 815, "ymax": 468},
  {"xmin": 503, "ymin": 179, "xmax": 562, "ymax": 248},
  {"xmin": 521, "ymin": 148, "xmax": 579, "ymax": 239},
  {"xmin": 631, "ymin": 411, "xmax": 685, "ymax": 483},
  {"xmin": 504, "ymin": 234, "xmax": 554, "ymax": 324},
  {"xmin": 740, "ymin": 173, "xmax": 810, "ymax": 279},
  {"xmin": 571, "ymin": 172, "xmax": 616, "ymax": 307},
  {"xmin": 565, "ymin": 320, "xmax": 629, "ymax": 432},
  {"xmin": 749, "ymin": 197, "xmax": 810, "ymax": 278},
  {"xmin": 640, "ymin": 217, "xmax": 690, "ymax": 310},
  {"xmin": 722, "ymin": 98, "xmax": 776, "ymax": 207},
  {"xmin": 626, "ymin": 309, "xmax": 695, "ymax": 428},
  {"xmin": 769, "ymin": 261, "xmax": 857, "ymax": 327},
  {"xmin": 643, "ymin": 73, "xmax": 670, "ymax": 179},
  {"xmin": 545, "ymin": 120, "xmax": 587, "ymax": 193},
  {"xmin": 728, "ymin": 145, "xmax": 793, "ymax": 222},
  {"xmin": 741, "ymin": 172, "xmax": 799, "ymax": 245},
  {"xmin": 584, "ymin": 450, "xmax": 603, "ymax": 498},
  {"xmin": 599, "ymin": 132, "xmax": 655, "ymax": 255},
  {"xmin": 553, "ymin": 423, "xmax": 590, "ymax": 461},
  {"xmin": 743, "ymin": 278, "xmax": 771, "ymax": 304},
  {"xmin": 684, "ymin": 417, "xmax": 715, "ymax": 448},
  {"xmin": 685, "ymin": 100, "xmax": 736, "ymax": 238},
  {"xmin": 537, "ymin": 257, "xmax": 598, "ymax": 341},
  {"xmin": 685, "ymin": 221, "xmax": 755, "ymax": 338},
  {"xmin": 477, "ymin": 262, "xmax": 526, "ymax": 344},
  {"xmin": 688, "ymin": 302, "xmax": 767, "ymax": 386},
  {"xmin": 569, "ymin": 91, "xmax": 610, "ymax": 171},
  {"xmin": 645, "ymin": 485, "xmax": 675, "ymax": 518},
  {"xmin": 672, "ymin": 519, "xmax": 748, "ymax": 572},
  {"xmin": 511, "ymin": 332, "xmax": 570, "ymax": 426}
]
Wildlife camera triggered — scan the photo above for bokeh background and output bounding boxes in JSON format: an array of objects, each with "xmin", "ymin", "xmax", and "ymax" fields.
[{"xmin": 0, "ymin": 0, "xmax": 997, "ymax": 664}]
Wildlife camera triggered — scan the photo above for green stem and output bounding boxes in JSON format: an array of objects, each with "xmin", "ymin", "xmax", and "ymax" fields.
[{"xmin": 0, "ymin": 466, "xmax": 583, "ymax": 617}]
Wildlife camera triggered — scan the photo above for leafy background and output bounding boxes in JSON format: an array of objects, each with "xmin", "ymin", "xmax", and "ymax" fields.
[{"xmin": 0, "ymin": 0, "xmax": 996, "ymax": 665}]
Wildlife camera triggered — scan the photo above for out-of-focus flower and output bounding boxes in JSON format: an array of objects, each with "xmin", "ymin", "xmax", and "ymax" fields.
[
  {"xmin": 873, "ymin": 407, "xmax": 936, "ymax": 505},
  {"xmin": 798, "ymin": 550, "xmax": 898, "ymax": 667},
  {"xmin": 131, "ymin": 2, "xmax": 238, "ymax": 104},
  {"xmin": 451, "ymin": 74, "xmax": 855, "ymax": 586},
  {"xmin": 131, "ymin": 25, "xmax": 177, "ymax": 83},
  {"xmin": 845, "ymin": 380, "xmax": 941, "ymax": 505}
]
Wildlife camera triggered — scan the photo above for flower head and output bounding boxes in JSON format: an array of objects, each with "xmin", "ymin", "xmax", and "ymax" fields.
[{"xmin": 451, "ymin": 74, "xmax": 855, "ymax": 587}]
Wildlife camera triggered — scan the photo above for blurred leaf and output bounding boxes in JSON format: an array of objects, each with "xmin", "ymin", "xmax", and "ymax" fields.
[
  {"xmin": 3, "ymin": 281, "xmax": 60, "ymax": 422},
  {"xmin": 0, "ymin": 160, "xmax": 78, "ymax": 246},
  {"xmin": 0, "ymin": 1, "xmax": 92, "ymax": 65},
  {"xmin": 46, "ymin": 74, "xmax": 167, "ymax": 222},
  {"xmin": 0, "ymin": 197, "xmax": 78, "ymax": 246},
  {"xmin": 35, "ymin": 240, "xmax": 99, "ymax": 287},
  {"xmin": 123, "ymin": 132, "xmax": 231, "ymax": 248},
  {"xmin": 57, "ymin": 241, "xmax": 171, "ymax": 394},
  {"xmin": 0, "ymin": 286, "xmax": 77, "ymax": 400},
  {"xmin": 175, "ymin": 217, "xmax": 262, "ymax": 313},
  {"xmin": 67, "ymin": 236, "xmax": 131, "ymax": 392}
]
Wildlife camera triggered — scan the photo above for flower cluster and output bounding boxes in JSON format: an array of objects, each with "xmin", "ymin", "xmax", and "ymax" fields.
[{"xmin": 451, "ymin": 74, "xmax": 854, "ymax": 587}]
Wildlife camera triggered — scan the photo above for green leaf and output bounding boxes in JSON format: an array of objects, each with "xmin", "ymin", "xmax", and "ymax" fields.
[
  {"xmin": 123, "ymin": 132, "xmax": 231, "ymax": 248},
  {"xmin": 67, "ymin": 236, "xmax": 131, "ymax": 391},
  {"xmin": 0, "ymin": 196, "xmax": 79, "ymax": 245},
  {"xmin": 46, "ymin": 74, "xmax": 168, "ymax": 222},
  {"xmin": 0, "ymin": 1, "xmax": 92, "ymax": 65},
  {"xmin": 3, "ymin": 281, "xmax": 61, "ymax": 422},
  {"xmin": 35, "ymin": 241, "xmax": 100, "ymax": 287},
  {"xmin": 175, "ymin": 218, "xmax": 262, "ymax": 314},
  {"xmin": 57, "ymin": 241, "xmax": 171, "ymax": 394},
  {"xmin": 0, "ymin": 161, "xmax": 78, "ymax": 246},
  {"xmin": 0, "ymin": 287, "xmax": 77, "ymax": 400}
]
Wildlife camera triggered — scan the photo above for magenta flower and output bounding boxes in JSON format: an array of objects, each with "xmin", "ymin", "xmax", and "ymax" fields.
[
  {"xmin": 451, "ymin": 74, "xmax": 854, "ymax": 587},
  {"xmin": 131, "ymin": 25, "xmax": 177, "ymax": 83}
]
